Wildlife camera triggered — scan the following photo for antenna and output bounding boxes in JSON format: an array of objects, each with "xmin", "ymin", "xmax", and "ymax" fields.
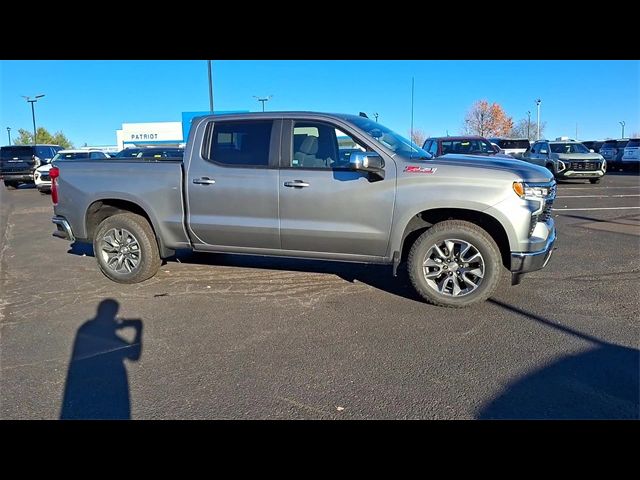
[{"xmin": 410, "ymin": 77, "xmax": 415, "ymax": 147}]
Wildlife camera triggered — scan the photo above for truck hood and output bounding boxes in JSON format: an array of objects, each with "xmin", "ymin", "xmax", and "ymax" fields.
[
  {"xmin": 426, "ymin": 154, "xmax": 554, "ymax": 183},
  {"xmin": 556, "ymin": 153, "xmax": 603, "ymax": 161}
]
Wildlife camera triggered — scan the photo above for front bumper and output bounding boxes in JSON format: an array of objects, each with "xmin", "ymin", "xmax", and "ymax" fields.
[
  {"xmin": 510, "ymin": 226, "xmax": 556, "ymax": 284},
  {"xmin": 557, "ymin": 170, "xmax": 604, "ymax": 179},
  {"xmin": 52, "ymin": 216, "xmax": 76, "ymax": 242}
]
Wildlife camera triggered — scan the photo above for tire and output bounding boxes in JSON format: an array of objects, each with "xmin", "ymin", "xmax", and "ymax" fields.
[
  {"xmin": 4, "ymin": 180, "xmax": 18, "ymax": 189},
  {"xmin": 589, "ymin": 178, "xmax": 601, "ymax": 184},
  {"xmin": 407, "ymin": 220, "xmax": 503, "ymax": 308},
  {"xmin": 93, "ymin": 212, "xmax": 161, "ymax": 284}
]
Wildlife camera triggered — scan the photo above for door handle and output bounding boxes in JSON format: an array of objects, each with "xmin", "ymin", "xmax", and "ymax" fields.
[
  {"xmin": 284, "ymin": 180, "xmax": 310, "ymax": 188},
  {"xmin": 193, "ymin": 177, "xmax": 216, "ymax": 185}
]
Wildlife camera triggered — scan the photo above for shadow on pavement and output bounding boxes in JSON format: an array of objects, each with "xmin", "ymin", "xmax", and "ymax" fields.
[
  {"xmin": 60, "ymin": 299, "xmax": 143, "ymax": 420},
  {"xmin": 478, "ymin": 299, "xmax": 639, "ymax": 419}
]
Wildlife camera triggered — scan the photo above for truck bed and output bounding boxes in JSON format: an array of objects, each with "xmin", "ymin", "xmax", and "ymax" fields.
[{"xmin": 53, "ymin": 159, "xmax": 191, "ymax": 249}]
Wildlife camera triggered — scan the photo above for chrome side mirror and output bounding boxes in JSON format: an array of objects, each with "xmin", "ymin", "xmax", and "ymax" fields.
[{"xmin": 349, "ymin": 152, "xmax": 385, "ymax": 180}]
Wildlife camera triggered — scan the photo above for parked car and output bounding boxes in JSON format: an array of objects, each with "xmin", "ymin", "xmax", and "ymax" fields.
[
  {"xmin": 34, "ymin": 149, "xmax": 109, "ymax": 193},
  {"xmin": 487, "ymin": 138, "xmax": 531, "ymax": 159},
  {"xmin": 135, "ymin": 147, "xmax": 184, "ymax": 159},
  {"xmin": 113, "ymin": 148, "xmax": 145, "ymax": 158},
  {"xmin": 581, "ymin": 140, "xmax": 604, "ymax": 153},
  {"xmin": 621, "ymin": 138, "xmax": 640, "ymax": 170},
  {"xmin": 0, "ymin": 144, "xmax": 62, "ymax": 188},
  {"xmin": 599, "ymin": 139, "xmax": 629, "ymax": 170},
  {"xmin": 422, "ymin": 136, "xmax": 512, "ymax": 158},
  {"xmin": 51, "ymin": 112, "xmax": 556, "ymax": 308},
  {"xmin": 522, "ymin": 138, "xmax": 606, "ymax": 184}
]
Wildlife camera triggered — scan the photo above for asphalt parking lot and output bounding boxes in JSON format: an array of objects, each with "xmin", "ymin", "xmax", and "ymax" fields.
[{"xmin": 1, "ymin": 173, "xmax": 639, "ymax": 419}]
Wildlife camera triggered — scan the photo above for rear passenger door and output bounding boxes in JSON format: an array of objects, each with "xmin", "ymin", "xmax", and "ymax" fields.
[{"xmin": 186, "ymin": 119, "xmax": 281, "ymax": 250}]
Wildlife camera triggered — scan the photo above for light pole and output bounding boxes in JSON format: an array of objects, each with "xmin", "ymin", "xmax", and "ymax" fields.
[
  {"xmin": 6, "ymin": 127, "xmax": 11, "ymax": 145},
  {"xmin": 374, "ymin": 112, "xmax": 379, "ymax": 123},
  {"xmin": 207, "ymin": 60, "xmax": 214, "ymax": 113},
  {"xmin": 253, "ymin": 95, "xmax": 272, "ymax": 112},
  {"xmin": 619, "ymin": 121, "xmax": 626, "ymax": 138},
  {"xmin": 22, "ymin": 94, "xmax": 45, "ymax": 145},
  {"xmin": 535, "ymin": 99, "xmax": 541, "ymax": 140},
  {"xmin": 526, "ymin": 111, "xmax": 531, "ymax": 140}
]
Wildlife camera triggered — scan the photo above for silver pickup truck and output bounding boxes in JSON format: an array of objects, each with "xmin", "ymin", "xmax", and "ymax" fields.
[{"xmin": 51, "ymin": 112, "xmax": 557, "ymax": 307}]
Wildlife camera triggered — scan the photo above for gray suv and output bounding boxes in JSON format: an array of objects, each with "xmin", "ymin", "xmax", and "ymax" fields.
[{"xmin": 523, "ymin": 138, "xmax": 606, "ymax": 184}]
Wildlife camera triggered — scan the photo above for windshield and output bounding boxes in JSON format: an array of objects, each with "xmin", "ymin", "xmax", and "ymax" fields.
[
  {"xmin": 441, "ymin": 139, "xmax": 496, "ymax": 155},
  {"xmin": 496, "ymin": 139, "xmax": 530, "ymax": 150},
  {"xmin": 51, "ymin": 152, "xmax": 91, "ymax": 162},
  {"xmin": 343, "ymin": 116, "xmax": 431, "ymax": 158},
  {"xmin": 550, "ymin": 143, "xmax": 590, "ymax": 154},
  {"xmin": 115, "ymin": 148, "xmax": 143, "ymax": 158},
  {"xmin": 627, "ymin": 139, "xmax": 640, "ymax": 148}
]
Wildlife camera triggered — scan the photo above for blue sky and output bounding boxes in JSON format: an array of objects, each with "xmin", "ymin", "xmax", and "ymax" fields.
[{"xmin": 1, "ymin": 60, "xmax": 638, "ymax": 146}]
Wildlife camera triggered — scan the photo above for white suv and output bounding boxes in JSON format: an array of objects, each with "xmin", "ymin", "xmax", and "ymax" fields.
[{"xmin": 34, "ymin": 149, "xmax": 108, "ymax": 193}]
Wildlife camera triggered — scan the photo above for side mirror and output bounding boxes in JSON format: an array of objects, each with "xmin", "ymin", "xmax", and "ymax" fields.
[
  {"xmin": 349, "ymin": 152, "xmax": 385, "ymax": 180},
  {"xmin": 589, "ymin": 149, "xmax": 595, "ymax": 153}
]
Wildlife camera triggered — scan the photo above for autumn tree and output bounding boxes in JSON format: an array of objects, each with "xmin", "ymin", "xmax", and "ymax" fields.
[
  {"xmin": 510, "ymin": 118, "xmax": 547, "ymax": 142},
  {"xmin": 463, "ymin": 100, "xmax": 513, "ymax": 137},
  {"xmin": 409, "ymin": 128, "xmax": 427, "ymax": 147},
  {"xmin": 14, "ymin": 127, "xmax": 74, "ymax": 149}
]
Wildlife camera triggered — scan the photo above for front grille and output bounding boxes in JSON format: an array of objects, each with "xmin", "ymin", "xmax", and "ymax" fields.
[
  {"xmin": 40, "ymin": 174, "xmax": 50, "ymax": 181},
  {"xmin": 569, "ymin": 161, "xmax": 600, "ymax": 171},
  {"xmin": 540, "ymin": 199, "xmax": 554, "ymax": 222}
]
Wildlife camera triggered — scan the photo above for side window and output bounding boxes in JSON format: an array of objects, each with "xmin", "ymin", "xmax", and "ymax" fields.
[
  {"xmin": 428, "ymin": 141, "xmax": 438, "ymax": 155},
  {"xmin": 290, "ymin": 122, "xmax": 368, "ymax": 169},
  {"xmin": 89, "ymin": 152, "xmax": 105, "ymax": 159},
  {"xmin": 531, "ymin": 143, "xmax": 539, "ymax": 154},
  {"xmin": 207, "ymin": 121, "xmax": 273, "ymax": 167},
  {"xmin": 540, "ymin": 143, "xmax": 549, "ymax": 154},
  {"xmin": 423, "ymin": 140, "xmax": 432, "ymax": 151}
]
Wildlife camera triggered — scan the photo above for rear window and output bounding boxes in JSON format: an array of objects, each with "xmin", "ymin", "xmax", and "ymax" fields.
[
  {"xmin": 0, "ymin": 146, "xmax": 34, "ymax": 160},
  {"xmin": 497, "ymin": 139, "xmax": 530, "ymax": 150},
  {"xmin": 52, "ymin": 152, "xmax": 91, "ymax": 161},
  {"xmin": 601, "ymin": 141, "xmax": 617, "ymax": 148},
  {"xmin": 616, "ymin": 140, "xmax": 629, "ymax": 149},
  {"xmin": 627, "ymin": 139, "xmax": 640, "ymax": 148},
  {"xmin": 115, "ymin": 149, "xmax": 144, "ymax": 158}
]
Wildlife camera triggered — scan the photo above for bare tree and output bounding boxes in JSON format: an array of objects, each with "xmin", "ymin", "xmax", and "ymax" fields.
[
  {"xmin": 510, "ymin": 118, "xmax": 547, "ymax": 142},
  {"xmin": 409, "ymin": 128, "xmax": 427, "ymax": 147},
  {"xmin": 463, "ymin": 100, "xmax": 513, "ymax": 137}
]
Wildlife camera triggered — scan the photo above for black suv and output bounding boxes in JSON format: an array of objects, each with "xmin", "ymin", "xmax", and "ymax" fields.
[{"xmin": 0, "ymin": 144, "xmax": 62, "ymax": 188}]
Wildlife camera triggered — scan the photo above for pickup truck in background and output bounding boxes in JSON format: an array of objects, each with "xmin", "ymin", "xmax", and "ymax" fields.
[{"xmin": 50, "ymin": 112, "xmax": 557, "ymax": 308}]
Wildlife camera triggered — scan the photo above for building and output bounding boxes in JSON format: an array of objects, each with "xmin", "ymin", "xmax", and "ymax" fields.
[{"xmin": 114, "ymin": 110, "xmax": 249, "ymax": 151}]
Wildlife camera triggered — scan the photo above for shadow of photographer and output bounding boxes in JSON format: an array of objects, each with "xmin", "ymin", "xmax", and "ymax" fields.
[{"xmin": 60, "ymin": 299, "xmax": 143, "ymax": 420}]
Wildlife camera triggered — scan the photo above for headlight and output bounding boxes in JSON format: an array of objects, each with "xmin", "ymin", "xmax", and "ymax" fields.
[{"xmin": 513, "ymin": 182, "xmax": 551, "ymax": 200}]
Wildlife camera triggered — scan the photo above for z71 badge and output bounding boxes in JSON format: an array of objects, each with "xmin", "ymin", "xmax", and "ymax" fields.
[{"xmin": 404, "ymin": 166, "xmax": 437, "ymax": 174}]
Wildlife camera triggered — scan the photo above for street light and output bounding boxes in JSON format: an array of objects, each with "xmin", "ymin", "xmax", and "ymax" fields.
[
  {"xmin": 374, "ymin": 112, "xmax": 379, "ymax": 123},
  {"xmin": 6, "ymin": 127, "xmax": 11, "ymax": 145},
  {"xmin": 22, "ymin": 94, "xmax": 45, "ymax": 145},
  {"xmin": 253, "ymin": 95, "xmax": 272, "ymax": 112},
  {"xmin": 619, "ymin": 121, "xmax": 626, "ymax": 138},
  {"xmin": 535, "ymin": 99, "xmax": 541, "ymax": 140}
]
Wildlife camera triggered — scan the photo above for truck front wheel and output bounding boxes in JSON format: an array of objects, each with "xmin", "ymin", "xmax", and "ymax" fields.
[
  {"xmin": 93, "ymin": 212, "xmax": 161, "ymax": 284},
  {"xmin": 407, "ymin": 220, "xmax": 503, "ymax": 308}
]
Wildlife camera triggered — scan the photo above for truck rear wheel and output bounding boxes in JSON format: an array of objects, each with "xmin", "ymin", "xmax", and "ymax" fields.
[
  {"xmin": 93, "ymin": 212, "xmax": 161, "ymax": 284},
  {"xmin": 4, "ymin": 180, "xmax": 18, "ymax": 189},
  {"xmin": 407, "ymin": 220, "xmax": 503, "ymax": 308}
]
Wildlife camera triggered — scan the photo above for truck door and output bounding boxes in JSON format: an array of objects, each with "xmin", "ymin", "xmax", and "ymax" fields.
[
  {"xmin": 186, "ymin": 119, "xmax": 281, "ymax": 250},
  {"xmin": 278, "ymin": 120, "xmax": 396, "ymax": 257}
]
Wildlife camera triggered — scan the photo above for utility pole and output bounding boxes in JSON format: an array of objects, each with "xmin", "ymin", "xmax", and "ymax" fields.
[
  {"xmin": 207, "ymin": 60, "xmax": 214, "ymax": 113},
  {"xmin": 619, "ymin": 121, "xmax": 626, "ymax": 138},
  {"xmin": 253, "ymin": 95, "xmax": 272, "ymax": 112},
  {"xmin": 6, "ymin": 127, "xmax": 11, "ymax": 145},
  {"xmin": 527, "ymin": 111, "xmax": 531, "ymax": 140},
  {"xmin": 535, "ymin": 99, "xmax": 541, "ymax": 140}
]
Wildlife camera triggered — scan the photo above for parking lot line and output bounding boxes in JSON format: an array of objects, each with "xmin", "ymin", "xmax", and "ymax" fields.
[
  {"xmin": 561, "ymin": 186, "xmax": 640, "ymax": 190},
  {"xmin": 553, "ymin": 207, "xmax": 640, "ymax": 211},
  {"xmin": 556, "ymin": 194, "xmax": 640, "ymax": 198}
]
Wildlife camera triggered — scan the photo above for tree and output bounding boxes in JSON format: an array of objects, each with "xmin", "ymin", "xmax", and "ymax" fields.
[
  {"xmin": 14, "ymin": 127, "xmax": 74, "ymax": 149},
  {"xmin": 510, "ymin": 118, "xmax": 547, "ymax": 142},
  {"xmin": 463, "ymin": 100, "xmax": 513, "ymax": 137},
  {"xmin": 409, "ymin": 128, "xmax": 427, "ymax": 147}
]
